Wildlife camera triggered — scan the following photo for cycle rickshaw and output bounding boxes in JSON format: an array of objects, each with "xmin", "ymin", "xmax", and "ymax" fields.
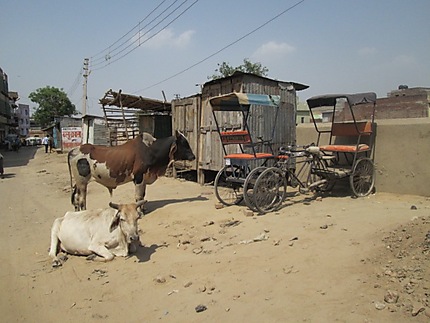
[
  {"xmin": 210, "ymin": 92, "xmax": 282, "ymax": 211},
  {"xmin": 307, "ymin": 92, "xmax": 377, "ymax": 195},
  {"xmin": 250, "ymin": 92, "xmax": 377, "ymax": 214}
]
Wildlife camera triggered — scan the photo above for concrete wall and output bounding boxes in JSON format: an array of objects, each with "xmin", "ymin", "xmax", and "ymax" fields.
[{"xmin": 296, "ymin": 118, "xmax": 430, "ymax": 196}]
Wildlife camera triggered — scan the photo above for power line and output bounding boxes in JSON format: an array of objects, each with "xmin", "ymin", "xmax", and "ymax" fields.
[
  {"xmin": 67, "ymin": 66, "xmax": 83, "ymax": 97},
  {"xmin": 91, "ymin": 0, "xmax": 187, "ymax": 68},
  {"xmin": 90, "ymin": 0, "xmax": 175, "ymax": 66},
  {"xmin": 90, "ymin": 0, "xmax": 198, "ymax": 70},
  {"xmin": 133, "ymin": 0, "xmax": 305, "ymax": 94},
  {"xmin": 90, "ymin": 0, "xmax": 169, "ymax": 61},
  {"xmin": 92, "ymin": 0, "xmax": 198, "ymax": 71}
]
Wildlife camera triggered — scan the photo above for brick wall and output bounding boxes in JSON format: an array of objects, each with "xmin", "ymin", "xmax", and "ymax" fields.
[{"xmin": 337, "ymin": 88, "xmax": 429, "ymax": 121}]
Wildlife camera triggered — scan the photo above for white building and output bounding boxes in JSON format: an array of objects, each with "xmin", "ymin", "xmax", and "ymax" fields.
[{"xmin": 16, "ymin": 103, "xmax": 30, "ymax": 136}]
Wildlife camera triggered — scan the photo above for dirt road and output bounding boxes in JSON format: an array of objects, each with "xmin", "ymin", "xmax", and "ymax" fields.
[{"xmin": 0, "ymin": 146, "xmax": 429, "ymax": 322}]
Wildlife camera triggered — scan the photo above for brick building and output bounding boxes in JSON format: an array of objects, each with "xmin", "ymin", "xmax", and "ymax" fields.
[
  {"xmin": 337, "ymin": 86, "xmax": 430, "ymax": 121},
  {"xmin": 378, "ymin": 87, "xmax": 430, "ymax": 119}
]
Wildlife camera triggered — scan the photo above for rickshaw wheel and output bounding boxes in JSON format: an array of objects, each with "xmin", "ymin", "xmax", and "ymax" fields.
[
  {"xmin": 243, "ymin": 166, "xmax": 267, "ymax": 212},
  {"xmin": 350, "ymin": 158, "xmax": 375, "ymax": 197},
  {"xmin": 253, "ymin": 167, "xmax": 287, "ymax": 214},
  {"xmin": 214, "ymin": 165, "xmax": 245, "ymax": 206},
  {"xmin": 314, "ymin": 174, "xmax": 335, "ymax": 193},
  {"xmin": 309, "ymin": 157, "xmax": 335, "ymax": 193}
]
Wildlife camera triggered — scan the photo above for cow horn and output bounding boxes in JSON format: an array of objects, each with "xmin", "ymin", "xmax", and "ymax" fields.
[
  {"xmin": 136, "ymin": 200, "xmax": 147, "ymax": 208},
  {"xmin": 169, "ymin": 142, "xmax": 177, "ymax": 160},
  {"xmin": 109, "ymin": 202, "xmax": 119, "ymax": 210}
]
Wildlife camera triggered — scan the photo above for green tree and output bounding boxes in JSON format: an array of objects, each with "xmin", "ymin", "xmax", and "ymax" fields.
[
  {"xmin": 208, "ymin": 58, "xmax": 269, "ymax": 80},
  {"xmin": 29, "ymin": 86, "xmax": 78, "ymax": 127}
]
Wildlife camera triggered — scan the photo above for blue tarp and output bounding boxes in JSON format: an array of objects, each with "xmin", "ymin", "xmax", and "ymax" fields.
[{"xmin": 210, "ymin": 92, "xmax": 280, "ymax": 111}]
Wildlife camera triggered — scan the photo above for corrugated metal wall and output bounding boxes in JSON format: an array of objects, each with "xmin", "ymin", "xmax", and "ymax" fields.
[
  {"xmin": 93, "ymin": 123, "xmax": 109, "ymax": 145},
  {"xmin": 171, "ymin": 95, "xmax": 200, "ymax": 171},
  {"xmin": 200, "ymin": 74, "xmax": 297, "ymax": 173}
]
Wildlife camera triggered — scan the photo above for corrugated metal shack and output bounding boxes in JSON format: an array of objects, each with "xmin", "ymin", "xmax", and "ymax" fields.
[
  {"xmin": 99, "ymin": 89, "xmax": 172, "ymax": 145},
  {"xmin": 172, "ymin": 72, "xmax": 308, "ymax": 183},
  {"xmin": 82, "ymin": 114, "xmax": 110, "ymax": 145}
]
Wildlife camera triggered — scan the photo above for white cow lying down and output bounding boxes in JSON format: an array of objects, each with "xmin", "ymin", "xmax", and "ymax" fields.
[{"xmin": 49, "ymin": 201, "xmax": 145, "ymax": 267}]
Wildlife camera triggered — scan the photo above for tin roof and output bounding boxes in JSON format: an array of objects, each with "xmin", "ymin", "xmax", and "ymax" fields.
[
  {"xmin": 99, "ymin": 89, "xmax": 171, "ymax": 112},
  {"xmin": 204, "ymin": 71, "xmax": 309, "ymax": 91}
]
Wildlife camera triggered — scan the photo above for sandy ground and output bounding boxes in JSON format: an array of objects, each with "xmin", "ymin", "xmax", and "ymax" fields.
[{"xmin": 0, "ymin": 146, "xmax": 429, "ymax": 323}]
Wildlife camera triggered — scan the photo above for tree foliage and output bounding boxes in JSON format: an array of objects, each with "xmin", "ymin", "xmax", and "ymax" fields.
[
  {"xmin": 29, "ymin": 86, "xmax": 78, "ymax": 127},
  {"xmin": 208, "ymin": 58, "xmax": 269, "ymax": 80}
]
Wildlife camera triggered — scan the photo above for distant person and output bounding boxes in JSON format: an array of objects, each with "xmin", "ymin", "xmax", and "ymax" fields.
[
  {"xmin": 42, "ymin": 135, "xmax": 50, "ymax": 153},
  {"xmin": 49, "ymin": 136, "xmax": 54, "ymax": 153},
  {"xmin": 0, "ymin": 153, "xmax": 4, "ymax": 177}
]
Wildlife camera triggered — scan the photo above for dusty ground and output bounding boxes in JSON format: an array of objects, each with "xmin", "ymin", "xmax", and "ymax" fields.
[{"xmin": 0, "ymin": 146, "xmax": 429, "ymax": 323}]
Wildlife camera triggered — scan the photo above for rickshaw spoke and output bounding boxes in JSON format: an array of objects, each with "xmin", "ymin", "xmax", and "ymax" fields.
[
  {"xmin": 214, "ymin": 165, "xmax": 245, "ymax": 206},
  {"xmin": 253, "ymin": 167, "xmax": 286, "ymax": 214},
  {"xmin": 243, "ymin": 166, "xmax": 267, "ymax": 212},
  {"xmin": 350, "ymin": 158, "xmax": 375, "ymax": 197}
]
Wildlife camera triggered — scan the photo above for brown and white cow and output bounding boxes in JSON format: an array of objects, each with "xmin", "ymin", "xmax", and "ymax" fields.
[
  {"xmin": 49, "ymin": 200, "xmax": 145, "ymax": 267},
  {"xmin": 68, "ymin": 131, "xmax": 195, "ymax": 211}
]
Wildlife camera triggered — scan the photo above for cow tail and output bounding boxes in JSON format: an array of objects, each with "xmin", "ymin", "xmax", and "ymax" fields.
[
  {"xmin": 67, "ymin": 149, "xmax": 74, "ymax": 190},
  {"xmin": 67, "ymin": 149, "xmax": 79, "ymax": 208}
]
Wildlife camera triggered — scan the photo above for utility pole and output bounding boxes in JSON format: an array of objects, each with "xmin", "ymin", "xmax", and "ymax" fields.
[{"xmin": 82, "ymin": 58, "xmax": 89, "ymax": 116}]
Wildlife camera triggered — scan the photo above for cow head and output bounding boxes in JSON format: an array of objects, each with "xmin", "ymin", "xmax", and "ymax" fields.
[
  {"xmin": 169, "ymin": 130, "xmax": 196, "ymax": 162},
  {"xmin": 108, "ymin": 201, "xmax": 145, "ymax": 243}
]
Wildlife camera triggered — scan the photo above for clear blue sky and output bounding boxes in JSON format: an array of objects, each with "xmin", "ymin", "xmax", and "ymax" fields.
[{"xmin": 1, "ymin": 0, "xmax": 429, "ymax": 115}]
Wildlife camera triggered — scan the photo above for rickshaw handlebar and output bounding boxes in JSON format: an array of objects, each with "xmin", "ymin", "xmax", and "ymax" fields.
[{"xmin": 278, "ymin": 143, "xmax": 321, "ymax": 156}]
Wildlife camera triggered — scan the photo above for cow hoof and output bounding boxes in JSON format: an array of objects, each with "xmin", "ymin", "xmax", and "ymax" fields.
[
  {"xmin": 52, "ymin": 260, "xmax": 62, "ymax": 268},
  {"xmin": 58, "ymin": 254, "xmax": 68, "ymax": 262},
  {"xmin": 86, "ymin": 254, "xmax": 97, "ymax": 261}
]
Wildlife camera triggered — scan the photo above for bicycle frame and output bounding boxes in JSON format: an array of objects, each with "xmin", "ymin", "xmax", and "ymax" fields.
[{"xmin": 276, "ymin": 145, "xmax": 332, "ymax": 193}]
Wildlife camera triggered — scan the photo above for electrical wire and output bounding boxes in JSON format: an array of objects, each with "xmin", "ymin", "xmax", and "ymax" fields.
[
  {"xmin": 91, "ymin": 0, "xmax": 186, "ymax": 68},
  {"xmin": 90, "ymin": 0, "xmax": 169, "ymax": 62},
  {"xmin": 71, "ymin": 0, "xmax": 198, "ymax": 107},
  {"xmin": 91, "ymin": 0, "xmax": 198, "ymax": 71},
  {"xmin": 67, "ymin": 67, "xmax": 83, "ymax": 97},
  {"xmin": 90, "ymin": 0, "xmax": 176, "ymax": 66},
  {"xmin": 133, "ymin": 0, "xmax": 305, "ymax": 94}
]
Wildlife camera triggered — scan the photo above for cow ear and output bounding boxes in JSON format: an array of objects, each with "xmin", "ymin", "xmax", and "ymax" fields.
[{"xmin": 110, "ymin": 212, "xmax": 120, "ymax": 232}]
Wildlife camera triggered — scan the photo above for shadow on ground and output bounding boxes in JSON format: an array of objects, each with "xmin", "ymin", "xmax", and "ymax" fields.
[
  {"xmin": 2, "ymin": 146, "xmax": 39, "ymax": 168},
  {"xmin": 144, "ymin": 195, "xmax": 209, "ymax": 214},
  {"xmin": 132, "ymin": 243, "xmax": 166, "ymax": 263}
]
